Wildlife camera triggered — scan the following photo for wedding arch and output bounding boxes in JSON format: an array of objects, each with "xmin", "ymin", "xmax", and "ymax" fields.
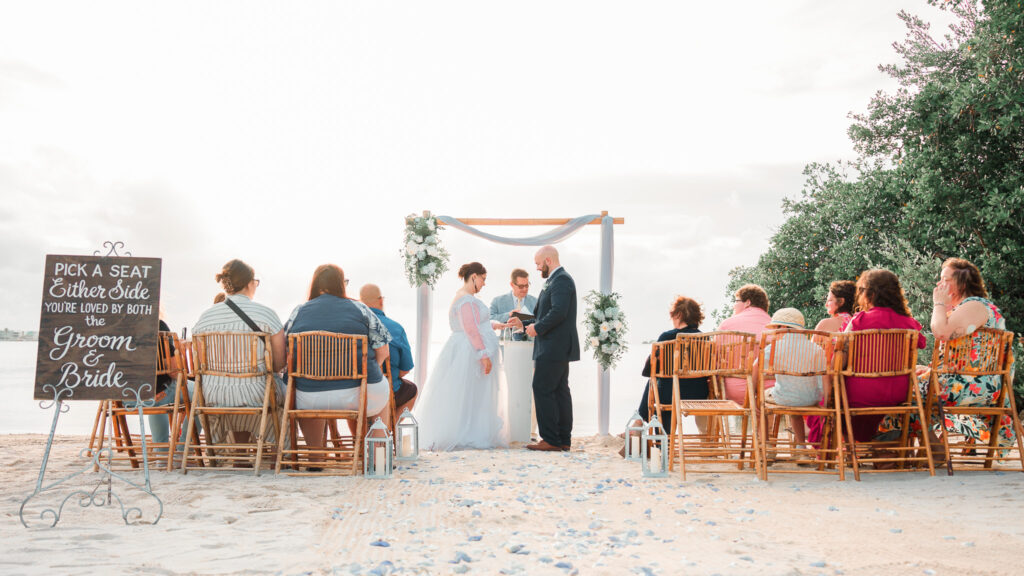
[{"xmin": 410, "ymin": 211, "xmax": 624, "ymax": 435}]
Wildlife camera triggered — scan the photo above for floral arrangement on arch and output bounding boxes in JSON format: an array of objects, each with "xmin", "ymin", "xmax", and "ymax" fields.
[
  {"xmin": 402, "ymin": 212, "xmax": 450, "ymax": 287},
  {"xmin": 583, "ymin": 290, "xmax": 628, "ymax": 370}
]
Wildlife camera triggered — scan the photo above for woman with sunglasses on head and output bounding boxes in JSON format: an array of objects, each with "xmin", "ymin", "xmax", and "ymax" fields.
[
  {"xmin": 192, "ymin": 258, "xmax": 286, "ymax": 445},
  {"xmin": 414, "ymin": 262, "xmax": 510, "ymax": 451}
]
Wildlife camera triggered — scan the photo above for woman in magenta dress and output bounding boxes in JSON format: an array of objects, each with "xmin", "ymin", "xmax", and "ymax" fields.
[
  {"xmin": 807, "ymin": 271, "xmax": 926, "ymax": 444},
  {"xmin": 842, "ymin": 269, "xmax": 927, "ymax": 442}
]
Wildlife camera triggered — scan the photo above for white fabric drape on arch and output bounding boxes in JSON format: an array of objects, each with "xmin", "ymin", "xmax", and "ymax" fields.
[{"xmin": 414, "ymin": 213, "xmax": 616, "ymax": 435}]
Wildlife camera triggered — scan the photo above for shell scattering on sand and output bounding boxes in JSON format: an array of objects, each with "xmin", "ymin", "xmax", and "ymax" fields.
[{"xmin": 3, "ymin": 434, "xmax": 1021, "ymax": 575}]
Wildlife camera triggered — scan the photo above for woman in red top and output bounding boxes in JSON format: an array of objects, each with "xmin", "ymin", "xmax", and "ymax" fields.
[{"xmin": 843, "ymin": 269, "xmax": 927, "ymax": 442}]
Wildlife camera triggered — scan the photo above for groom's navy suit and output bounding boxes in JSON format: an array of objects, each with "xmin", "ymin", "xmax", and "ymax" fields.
[{"xmin": 529, "ymin": 267, "xmax": 580, "ymax": 448}]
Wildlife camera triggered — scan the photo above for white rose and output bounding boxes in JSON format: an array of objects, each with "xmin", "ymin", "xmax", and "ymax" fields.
[
  {"xmin": 426, "ymin": 245, "xmax": 439, "ymax": 257},
  {"xmin": 592, "ymin": 309, "xmax": 606, "ymax": 322},
  {"xmin": 425, "ymin": 234, "xmax": 437, "ymax": 245},
  {"xmin": 406, "ymin": 242, "xmax": 419, "ymax": 255},
  {"xmin": 414, "ymin": 235, "xmax": 424, "ymax": 244},
  {"xmin": 589, "ymin": 336, "xmax": 600, "ymax": 347},
  {"xmin": 599, "ymin": 322, "xmax": 610, "ymax": 334},
  {"xmin": 426, "ymin": 219, "xmax": 436, "ymax": 231},
  {"xmin": 613, "ymin": 320, "xmax": 624, "ymax": 331},
  {"xmin": 604, "ymin": 307, "xmax": 619, "ymax": 319},
  {"xmin": 420, "ymin": 262, "xmax": 436, "ymax": 276}
]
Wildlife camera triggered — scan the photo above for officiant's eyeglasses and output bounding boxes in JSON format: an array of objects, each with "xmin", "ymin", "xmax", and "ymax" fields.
[{"xmin": 514, "ymin": 282, "xmax": 530, "ymax": 289}]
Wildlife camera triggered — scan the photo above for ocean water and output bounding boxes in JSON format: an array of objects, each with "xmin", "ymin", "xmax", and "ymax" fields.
[
  {"xmin": 1, "ymin": 341, "xmax": 102, "ymax": 434},
  {"xmin": 0, "ymin": 340, "xmax": 643, "ymax": 436}
]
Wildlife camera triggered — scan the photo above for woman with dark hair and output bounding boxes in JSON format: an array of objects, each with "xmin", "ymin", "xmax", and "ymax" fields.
[
  {"xmin": 814, "ymin": 280, "xmax": 855, "ymax": 332},
  {"xmin": 840, "ymin": 269, "xmax": 927, "ymax": 442},
  {"xmin": 414, "ymin": 262, "xmax": 509, "ymax": 451},
  {"xmin": 192, "ymin": 258, "xmax": 286, "ymax": 444},
  {"xmin": 284, "ymin": 264, "xmax": 393, "ymax": 457}
]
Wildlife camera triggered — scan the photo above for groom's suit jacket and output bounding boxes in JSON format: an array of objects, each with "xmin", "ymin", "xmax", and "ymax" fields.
[{"xmin": 531, "ymin": 267, "xmax": 581, "ymax": 363}]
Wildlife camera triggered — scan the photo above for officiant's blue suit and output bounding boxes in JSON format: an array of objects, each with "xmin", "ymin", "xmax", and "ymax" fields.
[
  {"xmin": 489, "ymin": 292, "xmax": 538, "ymax": 323},
  {"xmin": 529, "ymin": 267, "xmax": 580, "ymax": 448}
]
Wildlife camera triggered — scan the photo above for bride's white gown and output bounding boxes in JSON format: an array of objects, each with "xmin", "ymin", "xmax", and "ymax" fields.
[{"xmin": 415, "ymin": 293, "xmax": 509, "ymax": 451}]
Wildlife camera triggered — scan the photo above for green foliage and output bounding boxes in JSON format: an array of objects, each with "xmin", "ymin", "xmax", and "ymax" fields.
[{"xmin": 724, "ymin": 0, "xmax": 1024, "ymax": 399}]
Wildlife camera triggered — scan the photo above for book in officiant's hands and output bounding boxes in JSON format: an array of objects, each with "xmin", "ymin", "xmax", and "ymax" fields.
[{"xmin": 510, "ymin": 311, "xmax": 535, "ymax": 324}]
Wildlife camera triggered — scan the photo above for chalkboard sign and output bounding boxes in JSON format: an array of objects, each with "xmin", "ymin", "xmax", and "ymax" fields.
[{"xmin": 34, "ymin": 255, "xmax": 162, "ymax": 401}]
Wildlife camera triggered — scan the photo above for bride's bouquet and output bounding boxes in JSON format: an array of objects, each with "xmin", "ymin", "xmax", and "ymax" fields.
[
  {"xmin": 583, "ymin": 290, "xmax": 628, "ymax": 370},
  {"xmin": 402, "ymin": 212, "xmax": 450, "ymax": 287}
]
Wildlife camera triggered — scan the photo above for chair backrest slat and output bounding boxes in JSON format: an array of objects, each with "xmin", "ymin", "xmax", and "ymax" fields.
[
  {"xmin": 193, "ymin": 331, "xmax": 272, "ymax": 378},
  {"xmin": 287, "ymin": 331, "xmax": 368, "ymax": 380},
  {"xmin": 840, "ymin": 329, "xmax": 918, "ymax": 378},
  {"xmin": 759, "ymin": 328, "xmax": 835, "ymax": 379},
  {"xmin": 932, "ymin": 327, "xmax": 1013, "ymax": 378}
]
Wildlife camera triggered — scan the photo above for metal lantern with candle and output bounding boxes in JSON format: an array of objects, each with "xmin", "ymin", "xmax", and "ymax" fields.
[
  {"xmin": 364, "ymin": 417, "xmax": 393, "ymax": 479},
  {"xmin": 624, "ymin": 410, "xmax": 645, "ymax": 461},
  {"xmin": 641, "ymin": 414, "xmax": 669, "ymax": 478},
  {"xmin": 395, "ymin": 408, "xmax": 419, "ymax": 461}
]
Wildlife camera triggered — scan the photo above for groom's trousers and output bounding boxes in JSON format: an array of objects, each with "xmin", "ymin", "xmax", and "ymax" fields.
[{"xmin": 533, "ymin": 359, "xmax": 573, "ymax": 447}]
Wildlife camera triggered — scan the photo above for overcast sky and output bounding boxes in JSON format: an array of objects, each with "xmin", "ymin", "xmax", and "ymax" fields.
[{"xmin": 0, "ymin": 1, "xmax": 958, "ymax": 432}]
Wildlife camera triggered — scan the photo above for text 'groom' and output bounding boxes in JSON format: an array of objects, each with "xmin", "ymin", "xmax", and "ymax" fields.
[{"xmin": 512, "ymin": 245, "xmax": 580, "ymax": 452}]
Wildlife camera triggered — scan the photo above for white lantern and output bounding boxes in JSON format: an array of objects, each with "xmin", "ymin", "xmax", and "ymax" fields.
[
  {"xmin": 364, "ymin": 417, "xmax": 393, "ymax": 479},
  {"xmin": 395, "ymin": 408, "xmax": 419, "ymax": 461},
  {"xmin": 641, "ymin": 414, "xmax": 669, "ymax": 478},
  {"xmin": 624, "ymin": 410, "xmax": 645, "ymax": 461}
]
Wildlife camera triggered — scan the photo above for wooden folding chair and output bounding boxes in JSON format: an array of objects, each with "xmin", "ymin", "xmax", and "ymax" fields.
[
  {"xmin": 671, "ymin": 331, "xmax": 762, "ymax": 480},
  {"xmin": 757, "ymin": 329, "xmax": 845, "ymax": 480},
  {"xmin": 837, "ymin": 329, "xmax": 934, "ymax": 480},
  {"xmin": 927, "ymin": 327, "xmax": 1024, "ymax": 473},
  {"xmin": 181, "ymin": 331, "xmax": 281, "ymax": 475},
  {"xmin": 86, "ymin": 331, "xmax": 190, "ymax": 472},
  {"xmin": 275, "ymin": 331, "xmax": 369, "ymax": 476}
]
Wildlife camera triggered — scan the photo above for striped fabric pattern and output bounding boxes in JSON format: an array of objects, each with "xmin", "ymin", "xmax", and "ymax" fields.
[{"xmin": 192, "ymin": 294, "xmax": 284, "ymax": 442}]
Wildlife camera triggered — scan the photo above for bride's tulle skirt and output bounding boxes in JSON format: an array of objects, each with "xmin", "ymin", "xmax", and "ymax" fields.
[{"xmin": 414, "ymin": 332, "xmax": 509, "ymax": 451}]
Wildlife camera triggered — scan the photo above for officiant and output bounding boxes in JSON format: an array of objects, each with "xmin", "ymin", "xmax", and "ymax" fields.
[{"xmin": 489, "ymin": 268, "xmax": 538, "ymax": 341}]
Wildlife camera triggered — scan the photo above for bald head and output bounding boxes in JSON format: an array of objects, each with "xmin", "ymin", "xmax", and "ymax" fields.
[
  {"xmin": 534, "ymin": 245, "xmax": 560, "ymax": 279},
  {"xmin": 359, "ymin": 283, "xmax": 383, "ymax": 311}
]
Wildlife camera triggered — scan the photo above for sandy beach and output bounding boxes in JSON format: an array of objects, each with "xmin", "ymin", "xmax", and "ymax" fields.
[{"xmin": 3, "ymin": 433, "xmax": 1022, "ymax": 576}]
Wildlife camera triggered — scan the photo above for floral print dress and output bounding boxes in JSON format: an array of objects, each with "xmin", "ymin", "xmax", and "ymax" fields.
[
  {"xmin": 932, "ymin": 297, "xmax": 1016, "ymax": 449},
  {"xmin": 881, "ymin": 297, "xmax": 1016, "ymax": 449}
]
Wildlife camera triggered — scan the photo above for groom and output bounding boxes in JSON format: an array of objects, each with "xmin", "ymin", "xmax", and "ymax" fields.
[{"xmin": 515, "ymin": 245, "xmax": 580, "ymax": 452}]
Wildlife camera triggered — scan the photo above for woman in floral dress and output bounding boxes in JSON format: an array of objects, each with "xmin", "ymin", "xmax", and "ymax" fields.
[{"xmin": 927, "ymin": 258, "xmax": 1016, "ymax": 449}]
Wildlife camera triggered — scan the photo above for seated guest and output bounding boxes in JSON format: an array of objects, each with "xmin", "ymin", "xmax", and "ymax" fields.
[
  {"xmin": 638, "ymin": 295, "xmax": 710, "ymax": 432},
  {"xmin": 193, "ymin": 259, "xmax": 286, "ymax": 444},
  {"xmin": 286, "ymin": 265, "xmax": 391, "ymax": 457},
  {"xmin": 717, "ymin": 284, "xmax": 773, "ymax": 405},
  {"xmin": 359, "ymin": 283, "xmax": 418, "ymax": 419},
  {"xmin": 834, "ymin": 269, "xmax": 926, "ymax": 443},
  {"xmin": 489, "ymin": 268, "xmax": 537, "ymax": 340},
  {"xmin": 760, "ymin": 308, "xmax": 826, "ymax": 447},
  {"xmin": 882, "ymin": 258, "xmax": 1016, "ymax": 451},
  {"xmin": 814, "ymin": 280, "xmax": 855, "ymax": 332}
]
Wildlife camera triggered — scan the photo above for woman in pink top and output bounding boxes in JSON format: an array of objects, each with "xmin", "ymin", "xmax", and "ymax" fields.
[
  {"xmin": 814, "ymin": 280, "xmax": 855, "ymax": 333},
  {"xmin": 717, "ymin": 284, "xmax": 773, "ymax": 404},
  {"xmin": 842, "ymin": 269, "xmax": 927, "ymax": 442}
]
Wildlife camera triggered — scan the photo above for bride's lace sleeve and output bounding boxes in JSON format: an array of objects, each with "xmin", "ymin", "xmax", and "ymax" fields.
[{"xmin": 459, "ymin": 300, "xmax": 492, "ymax": 359}]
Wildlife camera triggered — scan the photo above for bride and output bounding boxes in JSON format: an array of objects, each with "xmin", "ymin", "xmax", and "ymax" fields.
[{"xmin": 415, "ymin": 262, "xmax": 510, "ymax": 451}]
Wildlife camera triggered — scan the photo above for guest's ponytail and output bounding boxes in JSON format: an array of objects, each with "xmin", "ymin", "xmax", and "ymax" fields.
[{"xmin": 215, "ymin": 259, "xmax": 254, "ymax": 295}]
